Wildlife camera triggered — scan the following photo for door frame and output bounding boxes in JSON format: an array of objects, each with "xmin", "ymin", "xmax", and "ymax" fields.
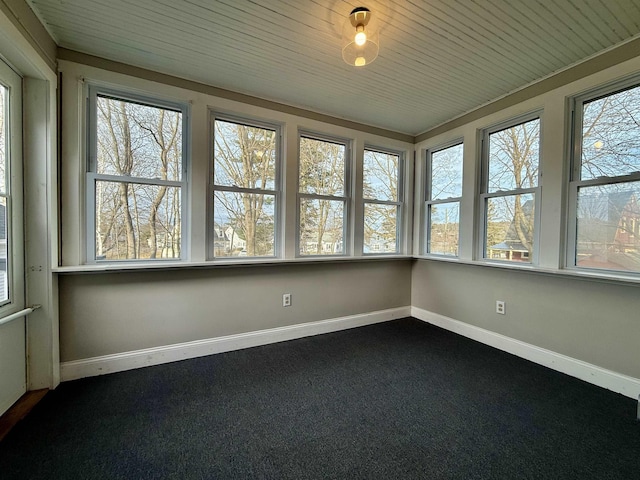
[{"xmin": 0, "ymin": 5, "xmax": 59, "ymax": 392}]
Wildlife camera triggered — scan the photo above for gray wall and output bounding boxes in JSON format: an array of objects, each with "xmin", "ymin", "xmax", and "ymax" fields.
[
  {"xmin": 412, "ymin": 259, "xmax": 640, "ymax": 379},
  {"xmin": 59, "ymin": 260, "xmax": 411, "ymax": 362},
  {"xmin": 59, "ymin": 256, "xmax": 640, "ymax": 382}
]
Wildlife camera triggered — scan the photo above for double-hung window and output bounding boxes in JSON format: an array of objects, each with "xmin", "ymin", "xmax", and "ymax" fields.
[
  {"xmin": 0, "ymin": 60, "xmax": 23, "ymax": 308},
  {"xmin": 425, "ymin": 142, "xmax": 463, "ymax": 256},
  {"xmin": 87, "ymin": 87, "xmax": 188, "ymax": 262},
  {"xmin": 212, "ymin": 116, "xmax": 280, "ymax": 258},
  {"xmin": 480, "ymin": 114, "xmax": 541, "ymax": 263},
  {"xmin": 298, "ymin": 134, "xmax": 350, "ymax": 256},
  {"xmin": 570, "ymin": 80, "xmax": 640, "ymax": 274},
  {"xmin": 362, "ymin": 148, "xmax": 402, "ymax": 254}
]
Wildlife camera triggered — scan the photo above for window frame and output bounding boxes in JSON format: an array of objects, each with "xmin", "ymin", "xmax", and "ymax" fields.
[
  {"xmin": 478, "ymin": 111, "xmax": 542, "ymax": 264},
  {"xmin": 567, "ymin": 76, "xmax": 640, "ymax": 277},
  {"xmin": 424, "ymin": 139, "xmax": 464, "ymax": 258},
  {"xmin": 0, "ymin": 60, "xmax": 24, "ymax": 315},
  {"xmin": 297, "ymin": 131, "xmax": 352, "ymax": 257},
  {"xmin": 209, "ymin": 112, "xmax": 282, "ymax": 260},
  {"xmin": 86, "ymin": 85, "xmax": 190, "ymax": 264},
  {"xmin": 362, "ymin": 145, "xmax": 404, "ymax": 256}
]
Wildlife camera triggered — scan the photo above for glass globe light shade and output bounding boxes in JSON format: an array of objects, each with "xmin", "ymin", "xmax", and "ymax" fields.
[{"xmin": 342, "ymin": 7, "xmax": 379, "ymax": 67}]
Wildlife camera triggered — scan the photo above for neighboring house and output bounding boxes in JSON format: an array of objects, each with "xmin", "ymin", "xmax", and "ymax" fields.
[
  {"xmin": 211, "ymin": 224, "xmax": 247, "ymax": 255},
  {"xmin": 225, "ymin": 226, "xmax": 246, "ymax": 251},
  {"xmin": 364, "ymin": 233, "xmax": 395, "ymax": 253},
  {"xmin": 301, "ymin": 240, "xmax": 343, "ymax": 255},
  {"xmin": 212, "ymin": 224, "xmax": 230, "ymax": 256},
  {"xmin": 576, "ymin": 191, "xmax": 640, "ymax": 270},
  {"xmin": 487, "ymin": 200, "xmax": 534, "ymax": 262}
]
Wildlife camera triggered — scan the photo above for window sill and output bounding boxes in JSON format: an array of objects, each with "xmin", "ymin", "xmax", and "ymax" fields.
[
  {"xmin": 53, "ymin": 254, "xmax": 640, "ymax": 285},
  {"xmin": 53, "ymin": 254, "xmax": 413, "ymax": 274},
  {"xmin": 413, "ymin": 255, "xmax": 640, "ymax": 286}
]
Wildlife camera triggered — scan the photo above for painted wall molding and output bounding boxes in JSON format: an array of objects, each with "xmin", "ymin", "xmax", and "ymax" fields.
[
  {"xmin": 411, "ymin": 306, "xmax": 640, "ymax": 400},
  {"xmin": 61, "ymin": 304, "xmax": 640, "ymax": 401},
  {"xmin": 61, "ymin": 306, "xmax": 411, "ymax": 381}
]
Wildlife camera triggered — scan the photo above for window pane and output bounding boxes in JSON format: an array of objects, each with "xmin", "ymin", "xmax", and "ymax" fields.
[
  {"xmin": 0, "ymin": 87, "xmax": 6, "ymax": 193},
  {"xmin": 485, "ymin": 193, "xmax": 535, "ymax": 262},
  {"xmin": 363, "ymin": 150, "xmax": 398, "ymax": 201},
  {"xmin": 95, "ymin": 180, "xmax": 181, "ymax": 260},
  {"xmin": 581, "ymin": 86, "xmax": 640, "ymax": 180},
  {"xmin": 299, "ymin": 137, "xmax": 345, "ymax": 196},
  {"xmin": 0, "ymin": 197, "xmax": 7, "ymax": 302},
  {"xmin": 488, "ymin": 118, "xmax": 539, "ymax": 193},
  {"xmin": 364, "ymin": 203, "xmax": 397, "ymax": 253},
  {"xmin": 0, "ymin": 87, "xmax": 6, "ymax": 302},
  {"xmin": 576, "ymin": 182, "xmax": 640, "ymax": 272},
  {"xmin": 431, "ymin": 144, "xmax": 462, "ymax": 200},
  {"xmin": 299, "ymin": 198, "xmax": 344, "ymax": 255},
  {"xmin": 214, "ymin": 120, "xmax": 276, "ymax": 190},
  {"xmin": 96, "ymin": 96, "xmax": 182, "ymax": 181},
  {"xmin": 428, "ymin": 202, "xmax": 459, "ymax": 256},
  {"xmin": 213, "ymin": 192, "xmax": 275, "ymax": 257}
]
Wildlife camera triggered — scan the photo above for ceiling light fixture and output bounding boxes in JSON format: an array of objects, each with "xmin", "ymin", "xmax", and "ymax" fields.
[{"xmin": 342, "ymin": 7, "xmax": 379, "ymax": 67}]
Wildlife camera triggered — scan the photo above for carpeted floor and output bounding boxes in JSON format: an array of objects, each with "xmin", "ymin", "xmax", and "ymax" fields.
[{"xmin": 0, "ymin": 318, "xmax": 638, "ymax": 479}]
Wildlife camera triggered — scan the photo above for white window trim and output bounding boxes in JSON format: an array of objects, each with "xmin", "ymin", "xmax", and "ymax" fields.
[
  {"xmin": 86, "ymin": 85, "xmax": 190, "ymax": 264},
  {"xmin": 478, "ymin": 111, "xmax": 543, "ymax": 265},
  {"xmin": 0, "ymin": 59, "xmax": 24, "ymax": 316},
  {"xmin": 362, "ymin": 145, "xmax": 404, "ymax": 256},
  {"xmin": 424, "ymin": 139, "xmax": 464, "ymax": 258},
  {"xmin": 209, "ymin": 112, "xmax": 282, "ymax": 260},
  {"xmin": 567, "ymin": 76, "xmax": 640, "ymax": 278},
  {"xmin": 297, "ymin": 131, "xmax": 352, "ymax": 257}
]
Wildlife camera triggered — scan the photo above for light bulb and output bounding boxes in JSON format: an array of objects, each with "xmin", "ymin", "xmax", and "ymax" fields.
[
  {"xmin": 355, "ymin": 56, "xmax": 366, "ymax": 67},
  {"xmin": 594, "ymin": 140, "xmax": 604, "ymax": 150},
  {"xmin": 355, "ymin": 25, "xmax": 366, "ymax": 46}
]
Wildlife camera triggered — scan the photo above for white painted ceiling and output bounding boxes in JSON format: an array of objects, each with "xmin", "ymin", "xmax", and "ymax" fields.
[{"xmin": 28, "ymin": 0, "xmax": 640, "ymax": 136}]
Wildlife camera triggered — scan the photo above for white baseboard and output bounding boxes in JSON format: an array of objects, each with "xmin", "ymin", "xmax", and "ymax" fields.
[
  {"xmin": 61, "ymin": 306, "xmax": 411, "ymax": 382},
  {"xmin": 412, "ymin": 306, "xmax": 640, "ymax": 400}
]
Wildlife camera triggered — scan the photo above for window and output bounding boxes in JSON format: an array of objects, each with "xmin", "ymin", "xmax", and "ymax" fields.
[
  {"xmin": 298, "ymin": 134, "xmax": 350, "ymax": 256},
  {"xmin": 212, "ymin": 116, "xmax": 280, "ymax": 258},
  {"xmin": 480, "ymin": 114, "xmax": 541, "ymax": 263},
  {"xmin": 570, "ymin": 80, "xmax": 640, "ymax": 274},
  {"xmin": 0, "ymin": 79, "xmax": 11, "ymax": 301},
  {"xmin": 0, "ymin": 60, "xmax": 23, "ymax": 308},
  {"xmin": 87, "ymin": 87, "xmax": 188, "ymax": 262},
  {"xmin": 425, "ymin": 142, "xmax": 463, "ymax": 256},
  {"xmin": 363, "ymin": 148, "xmax": 402, "ymax": 254}
]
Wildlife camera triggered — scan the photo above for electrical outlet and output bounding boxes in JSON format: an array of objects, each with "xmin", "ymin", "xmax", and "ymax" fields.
[
  {"xmin": 496, "ymin": 300, "xmax": 505, "ymax": 315},
  {"xmin": 282, "ymin": 293, "xmax": 292, "ymax": 307}
]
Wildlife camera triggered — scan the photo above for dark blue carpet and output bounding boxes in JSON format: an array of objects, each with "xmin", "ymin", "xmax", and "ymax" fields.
[{"xmin": 1, "ymin": 318, "xmax": 638, "ymax": 479}]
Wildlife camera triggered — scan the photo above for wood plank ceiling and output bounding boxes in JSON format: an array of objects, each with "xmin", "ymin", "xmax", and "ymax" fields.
[{"xmin": 28, "ymin": 0, "xmax": 640, "ymax": 136}]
